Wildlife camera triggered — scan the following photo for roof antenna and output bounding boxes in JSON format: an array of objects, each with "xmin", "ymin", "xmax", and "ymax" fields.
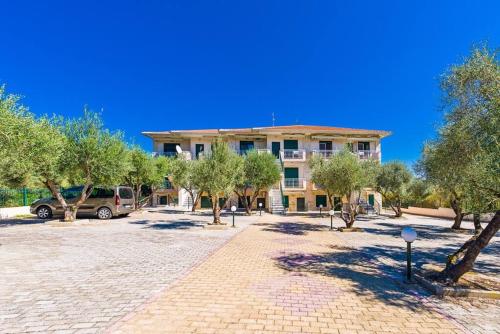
[{"xmin": 272, "ymin": 112, "xmax": 275, "ymax": 127}]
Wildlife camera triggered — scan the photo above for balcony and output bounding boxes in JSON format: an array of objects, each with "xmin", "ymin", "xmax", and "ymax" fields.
[
  {"xmin": 355, "ymin": 150, "xmax": 379, "ymax": 160},
  {"xmin": 280, "ymin": 149, "xmax": 306, "ymax": 161},
  {"xmin": 283, "ymin": 178, "xmax": 306, "ymax": 190},
  {"xmin": 312, "ymin": 150, "xmax": 340, "ymax": 159}
]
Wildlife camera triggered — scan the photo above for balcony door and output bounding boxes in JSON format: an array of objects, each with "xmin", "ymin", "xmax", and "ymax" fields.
[
  {"xmin": 163, "ymin": 143, "xmax": 180, "ymax": 156},
  {"xmin": 240, "ymin": 141, "xmax": 254, "ymax": 155},
  {"xmin": 195, "ymin": 144, "xmax": 204, "ymax": 158},
  {"xmin": 357, "ymin": 142, "xmax": 370, "ymax": 151},
  {"xmin": 319, "ymin": 141, "xmax": 332, "ymax": 151},
  {"xmin": 271, "ymin": 142, "xmax": 280, "ymax": 158}
]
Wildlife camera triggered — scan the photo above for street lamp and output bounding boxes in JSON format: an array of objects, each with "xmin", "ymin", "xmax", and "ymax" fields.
[
  {"xmin": 329, "ymin": 210, "xmax": 335, "ymax": 230},
  {"xmin": 258, "ymin": 202, "xmax": 263, "ymax": 216},
  {"xmin": 231, "ymin": 205, "xmax": 237, "ymax": 227},
  {"xmin": 401, "ymin": 227, "xmax": 418, "ymax": 282},
  {"xmin": 319, "ymin": 204, "xmax": 323, "ymax": 217}
]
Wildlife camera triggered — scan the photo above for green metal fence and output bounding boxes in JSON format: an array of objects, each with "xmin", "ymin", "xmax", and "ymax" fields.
[{"xmin": 0, "ymin": 188, "xmax": 52, "ymax": 208}]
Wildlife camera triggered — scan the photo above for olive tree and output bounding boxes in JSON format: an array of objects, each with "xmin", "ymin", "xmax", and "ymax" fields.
[
  {"xmin": 0, "ymin": 90, "xmax": 128, "ymax": 222},
  {"xmin": 193, "ymin": 141, "xmax": 243, "ymax": 224},
  {"xmin": 235, "ymin": 150, "xmax": 281, "ymax": 214},
  {"xmin": 417, "ymin": 131, "xmax": 471, "ymax": 229},
  {"xmin": 169, "ymin": 157, "xmax": 203, "ymax": 211},
  {"xmin": 375, "ymin": 162, "xmax": 412, "ymax": 217},
  {"xmin": 0, "ymin": 86, "xmax": 68, "ymax": 212},
  {"xmin": 310, "ymin": 149, "xmax": 368, "ymax": 228},
  {"xmin": 428, "ymin": 46, "xmax": 499, "ymax": 283},
  {"xmin": 124, "ymin": 147, "xmax": 170, "ymax": 208}
]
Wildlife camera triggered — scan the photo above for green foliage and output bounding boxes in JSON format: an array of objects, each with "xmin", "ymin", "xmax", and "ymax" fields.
[
  {"xmin": 376, "ymin": 161, "xmax": 412, "ymax": 216},
  {"xmin": 240, "ymin": 151, "xmax": 281, "ymax": 190},
  {"xmin": 310, "ymin": 150, "xmax": 364, "ymax": 200},
  {"xmin": 169, "ymin": 156, "xmax": 198, "ymax": 191},
  {"xmin": 403, "ymin": 178, "xmax": 432, "ymax": 207},
  {"xmin": 235, "ymin": 150, "xmax": 281, "ymax": 213},
  {"xmin": 0, "ymin": 86, "xmax": 67, "ymax": 188},
  {"xmin": 194, "ymin": 141, "xmax": 244, "ymax": 198},
  {"xmin": 62, "ymin": 109, "xmax": 128, "ymax": 188},
  {"xmin": 419, "ymin": 45, "xmax": 500, "ymax": 214}
]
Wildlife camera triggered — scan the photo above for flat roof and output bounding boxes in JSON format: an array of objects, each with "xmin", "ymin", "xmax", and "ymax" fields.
[{"xmin": 142, "ymin": 124, "xmax": 391, "ymax": 138}]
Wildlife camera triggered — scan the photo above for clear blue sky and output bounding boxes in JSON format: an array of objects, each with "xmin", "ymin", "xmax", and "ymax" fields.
[{"xmin": 1, "ymin": 1, "xmax": 499, "ymax": 164}]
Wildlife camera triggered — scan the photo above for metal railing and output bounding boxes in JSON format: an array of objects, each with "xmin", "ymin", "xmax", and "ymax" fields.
[
  {"xmin": 354, "ymin": 150, "xmax": 379, "ymax": 160},
  {"xmin": 281, "ymin": 149, "xmax": 306, "ymax": 160},
  {"xmin": 311, "ymin": 150, "xmax": 341, "ymax": 159},
  {"xmin": 283, "ymin": 178, "xmax": 306, "ymax": 189},
  {"xmin": 152, "ymin": 152, "xmax": 192, "ymax": 159}
]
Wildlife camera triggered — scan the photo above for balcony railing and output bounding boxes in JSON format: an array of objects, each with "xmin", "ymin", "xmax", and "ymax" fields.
[
  {"xmin": 152, "ymin": 152, "xmax": 192, "ymax": 160},
  {"xmin": 312, "ymin": 150, "xmax": 340, "ymax": 159},
  {"xmin": 280, "ymin": 149, "xmax": 306, "ymax": 161},
  {"xmin": 355, "ymin": 150, "xmax": 379, "ymax": 160},
  {"xmin": 283, "ymin": 178, "xmax": 306, "ymax": 190}
]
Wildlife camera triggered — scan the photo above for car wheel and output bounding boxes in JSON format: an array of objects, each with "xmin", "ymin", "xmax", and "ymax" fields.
[
  {"xmin": 97, "ymin": 207, "xmax": 113, "ymax": 220},
  {"xmin": 36, "ymin": 206, "xmax": 52, "ymax": 219}
]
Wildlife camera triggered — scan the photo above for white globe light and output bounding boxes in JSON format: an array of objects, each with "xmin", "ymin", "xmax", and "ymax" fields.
[
  {"xmin": 259, "ymin": 203, "xmax": 263, "ymax": 207},
  {"xmin": 329, "ymin": 210, "xmax": 335, "ymax": 216},
  {"xmin": 401, "ymin": 227, "xmax": 417, "ymax": 243},
  {"xmin": 231, "ymin": 205, "xmax": 237, "ymax": 212},
  {"xmin": 319, "ymin": 204, "xmax": 323, "ymax": 208}
]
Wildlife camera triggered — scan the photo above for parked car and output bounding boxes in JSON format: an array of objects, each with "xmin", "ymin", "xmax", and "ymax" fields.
[{"xmin": 30, "ymin": 186, "xmax": 135, "ymax": 220}]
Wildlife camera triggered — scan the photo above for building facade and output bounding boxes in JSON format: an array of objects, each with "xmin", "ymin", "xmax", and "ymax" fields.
[{"xmin": 143, "ymin": 125, "xmax": 390, "ymax": 213}]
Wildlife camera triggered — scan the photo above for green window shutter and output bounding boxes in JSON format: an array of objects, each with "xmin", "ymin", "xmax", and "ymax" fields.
[
  {"xmin": 283, "ymin": 196, "xmax": 289, "ymax": 208},
  {"xmin": 201, "ymin": 196, "xmax": 212, "ymax": 208},
  {"xmin": 284, "ymin": 168, "xmax": 299, "ymax": 179},
  {"xmin": 283, "ymin": 140, "xmax": 298, "ymax": 150}
]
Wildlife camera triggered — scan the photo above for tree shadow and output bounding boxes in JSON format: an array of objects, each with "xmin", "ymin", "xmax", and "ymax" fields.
[
  {"xmin": 142, "ymin": 219, "xmax": 205, "ymax": 230},
  {"xmin": 273, "ymin": 246, "xmax": 430, "ymax": 311},
  {"xmin": 260, "ymin": 221, "xmax": 328, "ymax": 235},
  {"xmin": 0, "ymin": 218, "xmax": 45, "ymax": 228}
]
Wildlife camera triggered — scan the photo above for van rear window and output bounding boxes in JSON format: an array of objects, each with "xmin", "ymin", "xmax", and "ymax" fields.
[{"xmin": 119, "ymin": 188, "xmax": 134, "ymax": 199}]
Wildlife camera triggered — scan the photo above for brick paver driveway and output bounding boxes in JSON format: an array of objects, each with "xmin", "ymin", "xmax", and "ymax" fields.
[
  {"xmin": 0, "ymin": 209, "xmax": 257, "ymax": 334},
  {"xmin": 112, "ymin": 214, "xmax": 474, "ymax": 334}
]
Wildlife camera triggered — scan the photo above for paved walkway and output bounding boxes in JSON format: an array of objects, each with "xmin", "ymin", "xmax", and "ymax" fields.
[
  {"xmin": 0, "ymin": 209, "xmax": 257, "ymax": 334},
  {"xmin": 112, "ymin": 215, "xmax": 465, "ymax": 334}
]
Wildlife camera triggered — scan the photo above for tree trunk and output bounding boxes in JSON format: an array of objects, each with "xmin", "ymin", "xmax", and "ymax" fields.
[
  {"xmin": 134, "ymin": 185, "xmax": 142, "ymax": 209},
  {"xmin": 211, "ymin": 195, "xmax": 221, "ymax": 224},
  {"xmin": 473, "ymin": 213, "xmax": 483, "ymax": 235},
  {"xmin": 191, "ymin": 192, "xmax": 200, "ymax": 212},
  {"xmin": 450, "ymin": 198, "xmax": 464, "ymax": 229},
  {"xmin": 438, "ymin": 211, "xmax": 499, "ymax": 283}
]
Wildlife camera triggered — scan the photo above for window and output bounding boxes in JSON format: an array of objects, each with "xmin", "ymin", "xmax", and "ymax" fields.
[
  {"xmin": 163, "ymin": 143, "xmax": 180, "ymax": 156},
  {"xmin": 89, "ymin": 188, "xmax": 115, "ymax": 199},
  {"xmin": 357, "ymin": 142, "xmax": 370, "ymax": 151},
  {"xmin": 316, "ymin": 195, "xmax": 327, "ymax": 208},
  {"xmin": 239, "ymin": 141, "xmax": 254, "ymax": 154},
  {"xmin": 319, "ymin": 141, "xmax": 332, "ymax": 151},
  {"xmin": 119, "ymin": 187, "xmax": 134, "ymax": 199}
]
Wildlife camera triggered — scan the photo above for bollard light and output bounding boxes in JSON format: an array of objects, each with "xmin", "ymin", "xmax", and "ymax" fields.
[
  {"xmin": 401, "ymin": 227, "xmax": 417, "ymax": 282},
  {"xmin": 329, "ymin": 210, "xmax": 335, "ymax": 230},
  {"xmin": 319, "ymin": 204, "xmax": 323, "ymax": 217},
  {"xmin": 231, "ymin": 205, "xmax": 237, "ymax": 227},
  {"xmin": 258, "ymin": 202, "xmax": 263, "ymax": 216}
]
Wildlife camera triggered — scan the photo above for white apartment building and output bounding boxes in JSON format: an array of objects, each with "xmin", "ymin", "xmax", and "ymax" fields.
[{"xmin": 142, "ymin": 125, "xmax": 390, "ymax": 213}]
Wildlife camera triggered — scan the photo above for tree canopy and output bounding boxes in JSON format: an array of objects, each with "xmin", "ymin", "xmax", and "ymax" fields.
[{"xmin": 235, "ymin": 150, "xmax": 281, "ymax": 214}]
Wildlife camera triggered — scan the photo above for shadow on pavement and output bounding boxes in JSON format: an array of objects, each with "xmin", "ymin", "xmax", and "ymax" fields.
[
  {"xmin": 260, "ymin": 221, "xmax": 328, "ymax": 235},
  {"xmin": 273, "ymin": 246, "xmax": 428, "ymax": 311},
  {"xmin": 129, "ymin": 218, "xmax": 205, "ymax": 230},
  {"xmin": 0, "ymin": 218, "xmax": 45, "ymax": 228}
]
